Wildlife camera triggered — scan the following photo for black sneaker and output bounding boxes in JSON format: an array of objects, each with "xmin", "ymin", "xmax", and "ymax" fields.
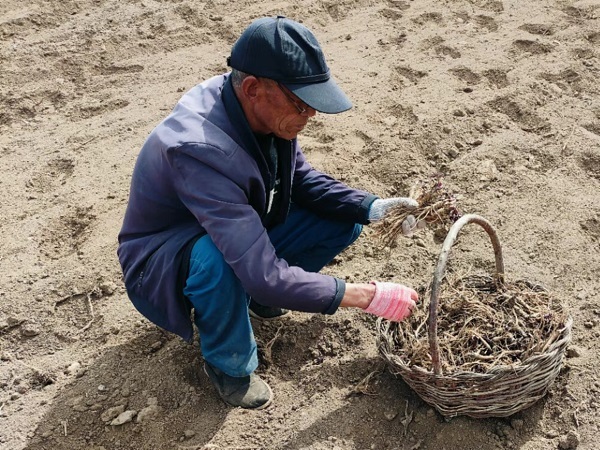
[
  {"xmin": 204, "ymin": 363, "xmax": 272, "ymax": 410},
  {"xmin": 248, "ymin": 298, "xmax": 290, "ymax": 320}
]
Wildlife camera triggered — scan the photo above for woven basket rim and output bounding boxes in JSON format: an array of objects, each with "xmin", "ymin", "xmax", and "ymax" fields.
[{"xmin": 378, "ymin": 315, "xmax": 572, "ymax": 379}]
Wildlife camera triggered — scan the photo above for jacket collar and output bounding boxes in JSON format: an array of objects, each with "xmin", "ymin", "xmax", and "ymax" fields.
[
  {"xmin": 222, "ymin": 74, "xmax": 293, "ymax": 227},
  {"xmin": 222, "ymin": 75, "xmax": 266, "ymax": 164}
]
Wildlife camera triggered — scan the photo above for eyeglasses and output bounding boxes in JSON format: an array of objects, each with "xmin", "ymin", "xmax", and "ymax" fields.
[{"xmin": 276, "ymin": 83, "xmax": 308, "ymax": 115}]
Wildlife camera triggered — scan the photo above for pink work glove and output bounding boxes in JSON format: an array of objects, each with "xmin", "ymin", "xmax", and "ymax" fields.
[{"xmin": 365, "ymin": 281, "xmax": 418, "ymax": 322}]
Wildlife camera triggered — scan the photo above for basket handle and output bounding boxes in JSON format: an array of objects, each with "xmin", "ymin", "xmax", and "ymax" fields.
[{"xmin": 428, "ymin": 214, "xmax": 505, "ymax": 375}]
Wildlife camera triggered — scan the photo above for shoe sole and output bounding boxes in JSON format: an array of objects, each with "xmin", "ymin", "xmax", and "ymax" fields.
[
  {"xmin": 203, "ymin": 365, "xmax": 273, "ymax": 410},
  {"xmin": 254, "ymin": 382, "xmax": 273, "ymax": 410},
  {"xmin": 248, "ymin": 309, "xmax": 291, "ymax": 321}
]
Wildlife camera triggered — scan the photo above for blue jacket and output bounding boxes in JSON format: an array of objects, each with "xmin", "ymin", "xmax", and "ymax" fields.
[{"xmin": 117, "ymin": 74, "xmax": 377, "ymax": 341}]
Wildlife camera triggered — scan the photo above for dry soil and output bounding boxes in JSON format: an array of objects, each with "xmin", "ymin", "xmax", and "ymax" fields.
[{"xmin": 1, "ymin": 0, "xmax": 600, "ymax": 449}]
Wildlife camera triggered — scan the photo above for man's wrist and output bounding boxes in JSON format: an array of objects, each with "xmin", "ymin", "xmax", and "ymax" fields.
[{"xmin": 340, "ymin": 283, "xmax": 376, "ymax": 309}]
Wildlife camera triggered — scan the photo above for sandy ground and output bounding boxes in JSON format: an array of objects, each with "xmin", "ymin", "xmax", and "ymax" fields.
[{"xmin": 1, "ymin": 0, "xmax": 600, "ymax": 449}]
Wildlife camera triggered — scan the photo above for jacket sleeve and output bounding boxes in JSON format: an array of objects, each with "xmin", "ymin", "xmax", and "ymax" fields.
[
  {"xmin": 169, "ymin": 143, "xmax": 343, "ymax": 313},
  {"xmin": 291, "ymin": 142, "xmax": 377, "ymax": 224}
]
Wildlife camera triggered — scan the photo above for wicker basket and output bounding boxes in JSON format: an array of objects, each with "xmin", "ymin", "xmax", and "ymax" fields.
[{"xmin": 377, "ymin": 214, "xmax": 572, "ymax": 418}]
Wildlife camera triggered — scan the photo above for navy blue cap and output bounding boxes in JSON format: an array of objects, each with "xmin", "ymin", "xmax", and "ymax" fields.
[{"xmin": 227, "ymin": 16, "xmax": 352, "ymax": 114}]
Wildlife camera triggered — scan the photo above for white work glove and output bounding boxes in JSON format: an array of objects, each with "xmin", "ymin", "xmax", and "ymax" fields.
[
  {"xmin": 368, "ymin": 197, "xmax": 425, "ymax": 236},
  {"xmin": 364, "ymin": 281, "xmax": 418, "ymax": 322}
]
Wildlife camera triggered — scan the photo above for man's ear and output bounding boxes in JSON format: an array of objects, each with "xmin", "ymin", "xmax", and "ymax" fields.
[{"xmin": 240, "ymin": 76, "xmax": 261, "ymax": 100}]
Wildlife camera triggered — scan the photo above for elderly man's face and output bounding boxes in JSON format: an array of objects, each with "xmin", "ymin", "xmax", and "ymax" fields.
[{"xmin": 255, "ymin": 79, "xmax": 316, "ymax": 140}]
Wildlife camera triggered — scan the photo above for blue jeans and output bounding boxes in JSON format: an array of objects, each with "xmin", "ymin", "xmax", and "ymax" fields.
[{"xmin": 183, "ymin": 204, "xmax": 362, "ymax": 377}]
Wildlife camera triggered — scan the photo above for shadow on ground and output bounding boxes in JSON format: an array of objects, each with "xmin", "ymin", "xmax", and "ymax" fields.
[{"xmin": 24, "ymin": 329, "xmax": 226, "ymax": 449}]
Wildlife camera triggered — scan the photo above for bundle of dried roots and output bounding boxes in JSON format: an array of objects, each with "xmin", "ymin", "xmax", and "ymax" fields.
[
  {"xmin": 392, "ymin": 273, "xmax": 568, "ymax": 374},
  {"xmin": 373, "ymin": 177, "xmax": 462, "ymax": 245}
]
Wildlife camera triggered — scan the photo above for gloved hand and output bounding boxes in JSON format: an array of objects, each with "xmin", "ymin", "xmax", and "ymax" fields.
[
  {"xmin": 368, "ymin": 197, "xmax": 425, "ymax": 236},
  {"xmin": 368, "ymin": 197, "xmax": 418, "ymax": 222},
  {"xmin": 365, "ymin": 281, "xmax": 418, "ymax": 322}
]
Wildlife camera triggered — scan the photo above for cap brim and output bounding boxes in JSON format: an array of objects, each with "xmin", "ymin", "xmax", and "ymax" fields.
[{"xmin": 284, "ymin": 78, "xmax": 352, "ymax": 114}]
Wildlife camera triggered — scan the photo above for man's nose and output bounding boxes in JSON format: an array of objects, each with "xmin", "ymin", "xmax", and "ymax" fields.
[{"xmin": 304, "ymin": 107, "xmax": 317, "ymax": 117}]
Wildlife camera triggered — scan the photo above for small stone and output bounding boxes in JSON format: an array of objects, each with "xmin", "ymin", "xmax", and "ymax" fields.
[
  {"xmin": 183, "ymin": 430, "xmax": 196, "ymax": 439},
  {"xmin": 136, "ymin": 404, "xmax": 159, "ymax": 423},
  {"xmin": 558, "ymin": 431, "xmax": 580, "ymax": 450},
  {"xmin": 414, "ymin": 238, "xmax": 426, "ymax": 248},
  {"xmin": 72, "ymin": 404, "xmax": 88, "ymax": 412},
  {"xmin": 453, "ymin": 109, "xmax": 465, "ymax": 117},
  {"xmin": 584, "ymin": 321, "xmax": 595, "ymax": 329},
  {"xmin": 67, "ymin": 395, "xmax": 84, "ymax": 407},
  {"xmin": 65, "ymin": 362, "xmax": 81, "ymax": 376},
  {"xmin": 546, "ymin": 429, "xmax": 560, "ymax": 439},
  {"xmin": 98, "ymin": 384, "xmax": 107, "ymax": 392},
  {"xmin": 384, "ymin": 410, "xmax": 399, "ymax": 421},
  {"xmin": 110, "ymin": 410, "xmax": 137, "ymax": 426},
  {"xmin": 566, "ymin": 346, "xmax": 582, "ymax": 358},
  {"xmin": 20, "ymin": 322, "xmax": 41, "ymax": 337},
  {"xmin": 101, "ymin": 405, "xmax": 126, "ymax": 423},
  {"xmin": 99, "ymin": 281, "xmax": 117, "ymax": 296},
  {"xmin": 150, "ymin": 341, "xmax": 163, "ymax": 352},
  {"xmin": 477, "ymin": 160, "xmax": 499, "ymax": 181}
]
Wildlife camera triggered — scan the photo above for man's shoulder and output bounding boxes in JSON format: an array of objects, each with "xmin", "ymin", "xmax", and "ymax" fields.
[
  {"xmin": 181, "ymin": 74, "xmax": 228, "ymax": 107},
  {"xmin": 150, "ymin": 74, "xmax": 241, "ymax": 156}
]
